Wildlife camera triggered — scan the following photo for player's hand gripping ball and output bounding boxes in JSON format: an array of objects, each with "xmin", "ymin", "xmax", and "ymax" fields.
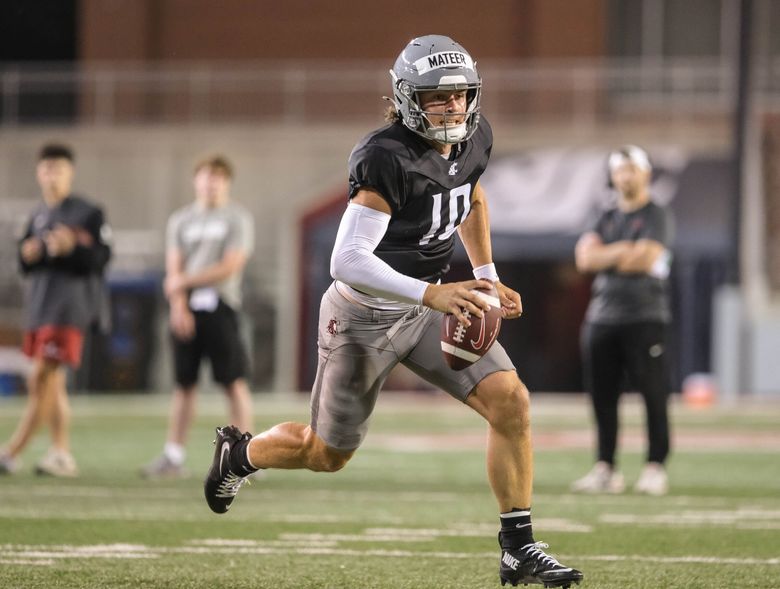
[{"xmin": 440, "ymin": 284, "xmax": 502, "ymax": 370}]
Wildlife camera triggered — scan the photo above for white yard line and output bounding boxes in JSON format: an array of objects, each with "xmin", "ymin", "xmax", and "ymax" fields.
[
  {"xmin": 283, "ymin": 533, "xmax": 435, "ymax": 543},
  {"xmin": 579, "ymin": 554, "xmax": 780, "ymax": 565},
  {"xmin": 0, "ymin": 558, "xmax": 55, "ymax": 566},
  {"xmin": 602, "ymin": 507, "xmax": 780, "ymax": 528},
  {"xmin": 0, "ymin": 485, "xmax": 461, "ymax": 504},
  {"xmin": 0, "ymin": 543, "xmax": 156, "ymax": 560},
  {"xmin": 361, "ymin": 519, "xmax": 592, "ymax": 536},
  {"xmin": 540, "ymin": 494, "xmax": 763, "ymax": 508},
  {"xmin": 0, "ymin": 509, "xmax": 207, "ymax": 522},
  {"xmin": 8, "ymin": 484, "xmax": 773, "ymax": 509},
  {"xmin": 1, "ymin": 486, "xmax": 193, "ymax": 499},
  {"xmin": 1, "ymin": 541, "xmax": 777, "ymax": 567},
  {"xmin": 266, "ymin": 513, "xmax": 406, "ymax": 524}
]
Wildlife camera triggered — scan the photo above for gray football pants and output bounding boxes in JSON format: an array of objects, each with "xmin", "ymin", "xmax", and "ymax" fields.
[{"xmin": 310, "ymin": 282, "xmax": 516, "ymax": 451}]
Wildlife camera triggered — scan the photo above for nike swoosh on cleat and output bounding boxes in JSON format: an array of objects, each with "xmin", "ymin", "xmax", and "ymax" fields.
[{"xmin": 219, "ymin": 441, "xmax": 231, "ymax": 475}]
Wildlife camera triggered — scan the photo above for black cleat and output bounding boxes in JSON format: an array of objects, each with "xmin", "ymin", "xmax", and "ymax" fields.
[
  {"xmin": 204, "ymin": 425, "xmax": 252, "ymax": 514},
  {"xmin": 499, "ymin": 538, "xmax": 584, "ymax": 588}
]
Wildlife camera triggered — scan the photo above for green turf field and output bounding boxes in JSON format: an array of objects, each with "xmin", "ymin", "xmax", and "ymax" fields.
[{"xmin": 0, "ymin": 392, "xmax": 778, "ymax": 589}]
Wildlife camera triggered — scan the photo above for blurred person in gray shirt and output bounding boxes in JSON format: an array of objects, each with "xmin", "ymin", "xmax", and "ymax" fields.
[
  {"xmin": 571, "ymin": 145, "xmax": 674, "ymax": 497},
  {"xmin": 142, "ymin": 155, "xmax": 255, "ymax": 479}
]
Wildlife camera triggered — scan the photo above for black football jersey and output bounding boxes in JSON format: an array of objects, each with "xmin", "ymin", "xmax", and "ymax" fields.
[
  {"xmin": 585, "ymin": 201, "xmax": 673, "ymax": 324},
  {"xmin": 347, "ymin": 117, "xmax": 493, "ymax": 281}
]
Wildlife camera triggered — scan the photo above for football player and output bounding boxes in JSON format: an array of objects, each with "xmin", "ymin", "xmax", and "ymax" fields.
[{"xmin": 204, "ymin": 35, "xmax": 583, "ymax": 588}]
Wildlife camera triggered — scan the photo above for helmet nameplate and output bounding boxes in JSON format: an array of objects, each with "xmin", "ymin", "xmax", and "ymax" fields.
[{"xmin": 413, "ymin": 51, "xmax": 475, "ymax": 75}]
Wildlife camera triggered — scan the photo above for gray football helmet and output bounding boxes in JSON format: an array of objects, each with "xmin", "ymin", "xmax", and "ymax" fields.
[{"xmin": 390, "ymin": 35, "xmax": 482, "ymax": 144}]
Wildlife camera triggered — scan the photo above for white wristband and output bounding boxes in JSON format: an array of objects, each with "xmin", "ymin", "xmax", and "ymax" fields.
[{"xmin": 473, "ymin": 262, "xmax": 499, "ymax": 283}]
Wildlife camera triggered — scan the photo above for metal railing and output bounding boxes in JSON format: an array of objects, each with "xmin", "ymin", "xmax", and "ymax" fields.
[{"xmin": 0, "ymin": 57, "xmax": 761, "ymax": 128}]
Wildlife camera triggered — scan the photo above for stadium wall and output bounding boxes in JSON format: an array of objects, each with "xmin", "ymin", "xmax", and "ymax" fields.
[{"xmin": 2, "ymin": 121, "xmax": 778, "ymax": 397}]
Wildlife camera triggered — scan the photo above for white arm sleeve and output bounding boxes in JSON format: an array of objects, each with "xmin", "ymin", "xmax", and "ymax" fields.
[{"xmin": 330, "ymin": 202, "xmax": 429, "ymax": 305}]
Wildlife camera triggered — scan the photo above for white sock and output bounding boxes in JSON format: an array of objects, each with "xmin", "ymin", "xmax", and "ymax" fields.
[{"xmin": 164, "ymin": 442, "xmax": 185, "ymax": 465}]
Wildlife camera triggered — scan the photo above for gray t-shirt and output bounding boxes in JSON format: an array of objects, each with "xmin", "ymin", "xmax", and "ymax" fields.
[
  {"xmin": 584, "ymin": 201, "xmax": 673, "ymax": 325},
  {"xmin": 166, "ymin": 201, "xmax": 254, "ymax": 310}
]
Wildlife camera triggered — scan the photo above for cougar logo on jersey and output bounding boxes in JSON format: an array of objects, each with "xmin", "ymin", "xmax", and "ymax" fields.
[{"xmin": 448, "ymin": 162, "xmax": 458, "ymax": 176}]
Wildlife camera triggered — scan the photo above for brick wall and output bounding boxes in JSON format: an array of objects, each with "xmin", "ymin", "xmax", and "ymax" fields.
[{"xmin": 79, "ymin": 0, "xmax": 606, "ymax": 62}]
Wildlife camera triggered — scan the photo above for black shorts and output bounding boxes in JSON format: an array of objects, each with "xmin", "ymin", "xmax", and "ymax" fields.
[{"xmin": 172, "ymin": 301, "xmax": 248, "ymax": 387}]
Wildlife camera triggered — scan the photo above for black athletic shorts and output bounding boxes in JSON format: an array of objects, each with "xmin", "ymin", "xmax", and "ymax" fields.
[{"xmin": 171, "ymin": 300, "xmax": 248, "ymax": 387}]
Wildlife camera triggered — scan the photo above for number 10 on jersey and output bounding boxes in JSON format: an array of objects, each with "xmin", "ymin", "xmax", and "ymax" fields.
[{"xmin": 419, "ymin": 183, "xmax": 472, "ymax": 245}]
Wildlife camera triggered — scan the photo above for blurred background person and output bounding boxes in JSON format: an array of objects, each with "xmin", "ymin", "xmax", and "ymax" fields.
[
  {"xmin": 571, "ymin": 145, "xmax": 674, "ymax": 496},
  {"xmin": 141, "ymin": 155, "xmax": 255, "ymax": 479},
  {"xmin": 0, "ymin": 143, "xmax": 112, "ymax": 477}
]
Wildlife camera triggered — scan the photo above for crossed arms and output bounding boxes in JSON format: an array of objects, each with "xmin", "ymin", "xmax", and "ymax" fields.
[{"xmin": 575, "ymin": 232, "xmax": 666, "ymax": 275}]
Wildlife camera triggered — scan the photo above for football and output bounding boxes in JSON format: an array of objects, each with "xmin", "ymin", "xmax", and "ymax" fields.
[{"xmin": 440, "ymin": 285, "xmax": 503, "ymax": 370}]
